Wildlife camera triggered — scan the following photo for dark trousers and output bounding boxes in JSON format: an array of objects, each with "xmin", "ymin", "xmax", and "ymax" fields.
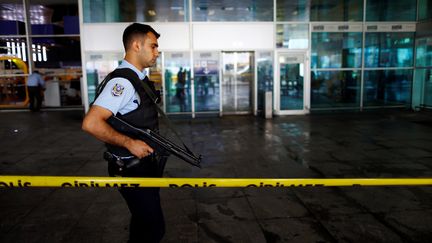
[
  {"xmin": 120, "ymin": 187, "xmax": 165, "ymax": 243},
  {"xmin": 116, "ymin": 156, "xmax": 165, "ymax": 243},
  {"xmin": 28, "ymin": 86, "xmax": 42, "ymax": 111}
]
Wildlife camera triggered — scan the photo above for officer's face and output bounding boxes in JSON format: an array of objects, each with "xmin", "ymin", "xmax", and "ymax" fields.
[{"xmin": 138, "ymin": 32, "xmax": 159, "ymax": 68}]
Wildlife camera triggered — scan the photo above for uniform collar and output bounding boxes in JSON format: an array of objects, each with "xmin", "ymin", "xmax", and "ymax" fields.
[{"xmin": 118, "ymin": 60, "xmax": 146, "ymax": 80}]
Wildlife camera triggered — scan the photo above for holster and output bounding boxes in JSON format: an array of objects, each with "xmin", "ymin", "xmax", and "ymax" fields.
[
  {"xmin": 103, "ymin": 151, "xmax": 168, "ymax": 177},
  {"xmin": 104, "ymin": 151, "xmax": 141, "ymax": 176}
]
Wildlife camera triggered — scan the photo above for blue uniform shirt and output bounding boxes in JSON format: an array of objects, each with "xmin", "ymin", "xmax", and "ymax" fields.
[
  {"xmin": 27, "ymin": 72, "xmax": 45, "ymax": 88},
  {"xmin": 93, "ymin": 60, "xmax": 147, "ymax": 115}
]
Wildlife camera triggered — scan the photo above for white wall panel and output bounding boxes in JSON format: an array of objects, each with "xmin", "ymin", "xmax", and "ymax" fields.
[
  {"xmin": 82, "ymin": 23, "xmax": 190, "ymax": 52},
  {"xmin": 193, "ymin": 23, "xmax": 274, "ymax": 50}
]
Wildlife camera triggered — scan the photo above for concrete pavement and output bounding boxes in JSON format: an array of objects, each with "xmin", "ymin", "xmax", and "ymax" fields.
[{"xmin": 0, "ymin": 110, "xmax": 431, "ymax": 242}]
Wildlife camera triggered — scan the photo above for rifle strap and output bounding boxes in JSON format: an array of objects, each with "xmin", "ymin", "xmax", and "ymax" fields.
[{"xmin": 140, "ymin": 77, "xmax": 196, "ymax": 156}]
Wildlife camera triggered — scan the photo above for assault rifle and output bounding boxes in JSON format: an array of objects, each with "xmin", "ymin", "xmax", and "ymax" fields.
[{"xmin": 107, "ymin": 115, "xmax": 202, "ymax": 168}]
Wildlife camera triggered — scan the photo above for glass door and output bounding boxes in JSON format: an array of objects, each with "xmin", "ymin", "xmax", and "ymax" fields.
[
  {"xmin": 221, "ymin": 51, "xmax": 254, "ymax": 114},
  {"xmin": 194, "ymin": 51, "xmax": 220, "ymax": 113},
  {"xmin": 164, "ymin": 52, "xmax": 191, "ymax": 113},
  {"xmin": 257, "ymin": 51, "xmax": 274, "ymax": 114},
  {"xmin": 276, "ymin": 52, "xmax": 310, "ymax": 114}
]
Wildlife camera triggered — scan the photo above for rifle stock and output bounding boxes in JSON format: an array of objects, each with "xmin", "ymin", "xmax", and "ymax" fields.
[{"xmin": 107, "ymin": 116, "xmax": 202, "ymax": 168}]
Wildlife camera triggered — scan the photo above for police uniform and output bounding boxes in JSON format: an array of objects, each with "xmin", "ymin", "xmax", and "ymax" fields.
[
  {"xmin": 27, "ymin": 72, "xmax": 45, "ymax": 111},
  {"xmin": 94, "ymin": 60, "xmax": 165, "ymax": 243}
]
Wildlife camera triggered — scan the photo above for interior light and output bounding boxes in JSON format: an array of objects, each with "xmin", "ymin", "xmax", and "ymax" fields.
[
  {"xmin": 6, "ymin": 42, "xmax": 11, "ymax": 55},
  {"xmin": 42, "ymin": 46, "xmax": 47, "ymax": 61},
  {"xmin": 21, "ymin": 42, "xmax": 26, "ymax": 62},
  {"xmin": 16, "ymin": 42, "xmax": 22, "ymax": 59},
  {"xmin": 32, "ymin": 44, "xmax": 36, "ymax": 61},
  {"xmin": 299, "ymin": 63, "xmax": 304, "ymax": 77},
  {"xmin": 148, "ymin": 10, "xmax": 156, "ymax": 16},
  {"xmin": 37, "ymin": 45, "xmax": 42, "ymax": 62},
  {"xmin": 11, "ymin": 41, "xmax": 16, "ymax": 56}
]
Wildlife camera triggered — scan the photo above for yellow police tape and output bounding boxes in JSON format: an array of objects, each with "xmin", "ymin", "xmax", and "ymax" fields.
[{"xmin": 0, "ymin": 176, "xmax": 432, "ymax": 188}]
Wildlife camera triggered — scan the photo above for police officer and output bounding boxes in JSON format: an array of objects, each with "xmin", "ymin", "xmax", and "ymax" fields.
[
  {"xmin": 82, "ymin": 23, "xmax": 164, "ymax": 243},
  {"xmin": 27, "ymin": 70, "xmax": 45, "ymax": 111}
]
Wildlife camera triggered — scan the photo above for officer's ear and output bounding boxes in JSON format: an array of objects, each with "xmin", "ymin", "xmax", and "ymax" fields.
[{"xmin": 131, "ymin": 39, "xmax": 141, "ymax": 52}]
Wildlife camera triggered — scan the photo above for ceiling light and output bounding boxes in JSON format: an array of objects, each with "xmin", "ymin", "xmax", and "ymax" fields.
[{"xmin": 222, "ymin": 7, "xmax": 234, "ymax": 11}]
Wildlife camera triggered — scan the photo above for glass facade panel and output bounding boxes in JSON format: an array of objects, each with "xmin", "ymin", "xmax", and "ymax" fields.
[
  {"xmin": 0, "ymin": 2, "xmax": 26, "ymax": 35},
  {"xmin": 276, "ymin": 24, "xmax": 309, "ymax": 49},
  {"xmin": 32, "ymin": 36, "xmax": 82, "ymax": 104},
  {"xmin": 83, "ymin": 0, "xmax": 189, "ymax": 23},
  {"xmin": 222, "ymin": 51, "xmax": 253, "ymax": 113},
  {"xmin": 164, "ymin": 52, "xmax": 191, "ymax": 113},
  {"xmin": 0, "ymin": 75, "xmax": 27, "ymax": 106},
  {"xmin": 32, "ymin": 37, "xmax": 81, "ymax": 70},
  {"xmin": 76, "ymin": 0, "xmax": 429, "ymax": 113},
  {"xmin": 29, "ymin": 0, "xmax": 79, "ymax": 35},
  {"xmin": 44, "ymin": 74, "xmax": 82, "ymax": 106},
  {"xmin": 1, "ymin": 39, "xmax": 28, "ymax": 108},
  {"xmin": 257, "ymin": 51, "xmax": 273, "ymax": 112},
  {"xmin": 418, "ymin": 0, "xmax": 432, "ymax": 21},
  {"xmin": 85, "ymin": 54, "xmax": 121, "ymax": 103},
  {"xmin": 0, "ymin": 38, "xmax": 27, "ymax": 107},
  {"xmin": 276, "ymin": 0, "xmax": 309, "ymax": 21},
  {"xmin": 420, "ymin": 69, "xmax": 432, "ymax": 106},
  {"xmin": 312, "ymin": 32, "xmax": 362, "ymax": 69},
  {"xmin": 147, "ymin": 55, "xmax": 163, "ymax": 107},
  {"xmin": 0, "ymin": 37, "xmax": 29, "ymax": 73},
  {"xmin": 280, "ymin": 61, "xmax": 304, "ymax": 110},
  {"xmin": 416, "ymin": 37, "xmax": 432, "ymax": 67},
  {"xmin": 366, "ymin": 0, "xmax": 416, "ymax": 21},
  {"xmin": 1, "ymin": 1, "xmax": 82, "ymax": 109},
  {"xmin": 363, "ymin": 69, "xmax": 412, "ymax": 106},
  {"xmin": 194, "ymin": 52, "xmax": 220, "ymax": 112},
  {"xmin": 311, "ymin": 70, "xmax": 361, "ymax": 108},
  {"xmin": 192, "ymin": 0, "xmax": 273, "ymax": 21},
  {"xmin": 413, "ymin": 68, "xmax": 432, "ymax": 108},
  {"xmin": 365, "ymin": 32, "xmax": 414, "ymax": 68},
  {"xmin": 310, "ymin": 0, "xmax": 363, "ymax": 21}
]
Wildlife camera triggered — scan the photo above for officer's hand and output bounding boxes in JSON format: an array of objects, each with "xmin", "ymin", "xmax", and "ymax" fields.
[{"xmin": 124, "ymin": 139, "xmax": 154, "ymax": 158}]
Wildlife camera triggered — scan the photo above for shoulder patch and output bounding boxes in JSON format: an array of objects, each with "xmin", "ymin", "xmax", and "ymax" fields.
[{"xmin": 111, "ymin": 83, "xmax": 125, "ymax": 97}]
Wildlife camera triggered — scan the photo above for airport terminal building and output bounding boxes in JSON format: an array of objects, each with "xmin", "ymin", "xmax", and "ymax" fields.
[
  {"xmin": 1, "ymin": 0, "xmax": 431, "ymax": 116},
  {"xmin": 2, "ymin": 1, "xmax": 432, "ymax": 242}
]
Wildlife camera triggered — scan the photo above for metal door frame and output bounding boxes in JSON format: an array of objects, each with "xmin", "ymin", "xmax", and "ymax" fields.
[
  {"xmin": 220, "ymin": 51, "xmax": 255, "ymax": 115},
  {"xmin": 275, "ymin": 51, "xmax": 310, "ymax": 115}
]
